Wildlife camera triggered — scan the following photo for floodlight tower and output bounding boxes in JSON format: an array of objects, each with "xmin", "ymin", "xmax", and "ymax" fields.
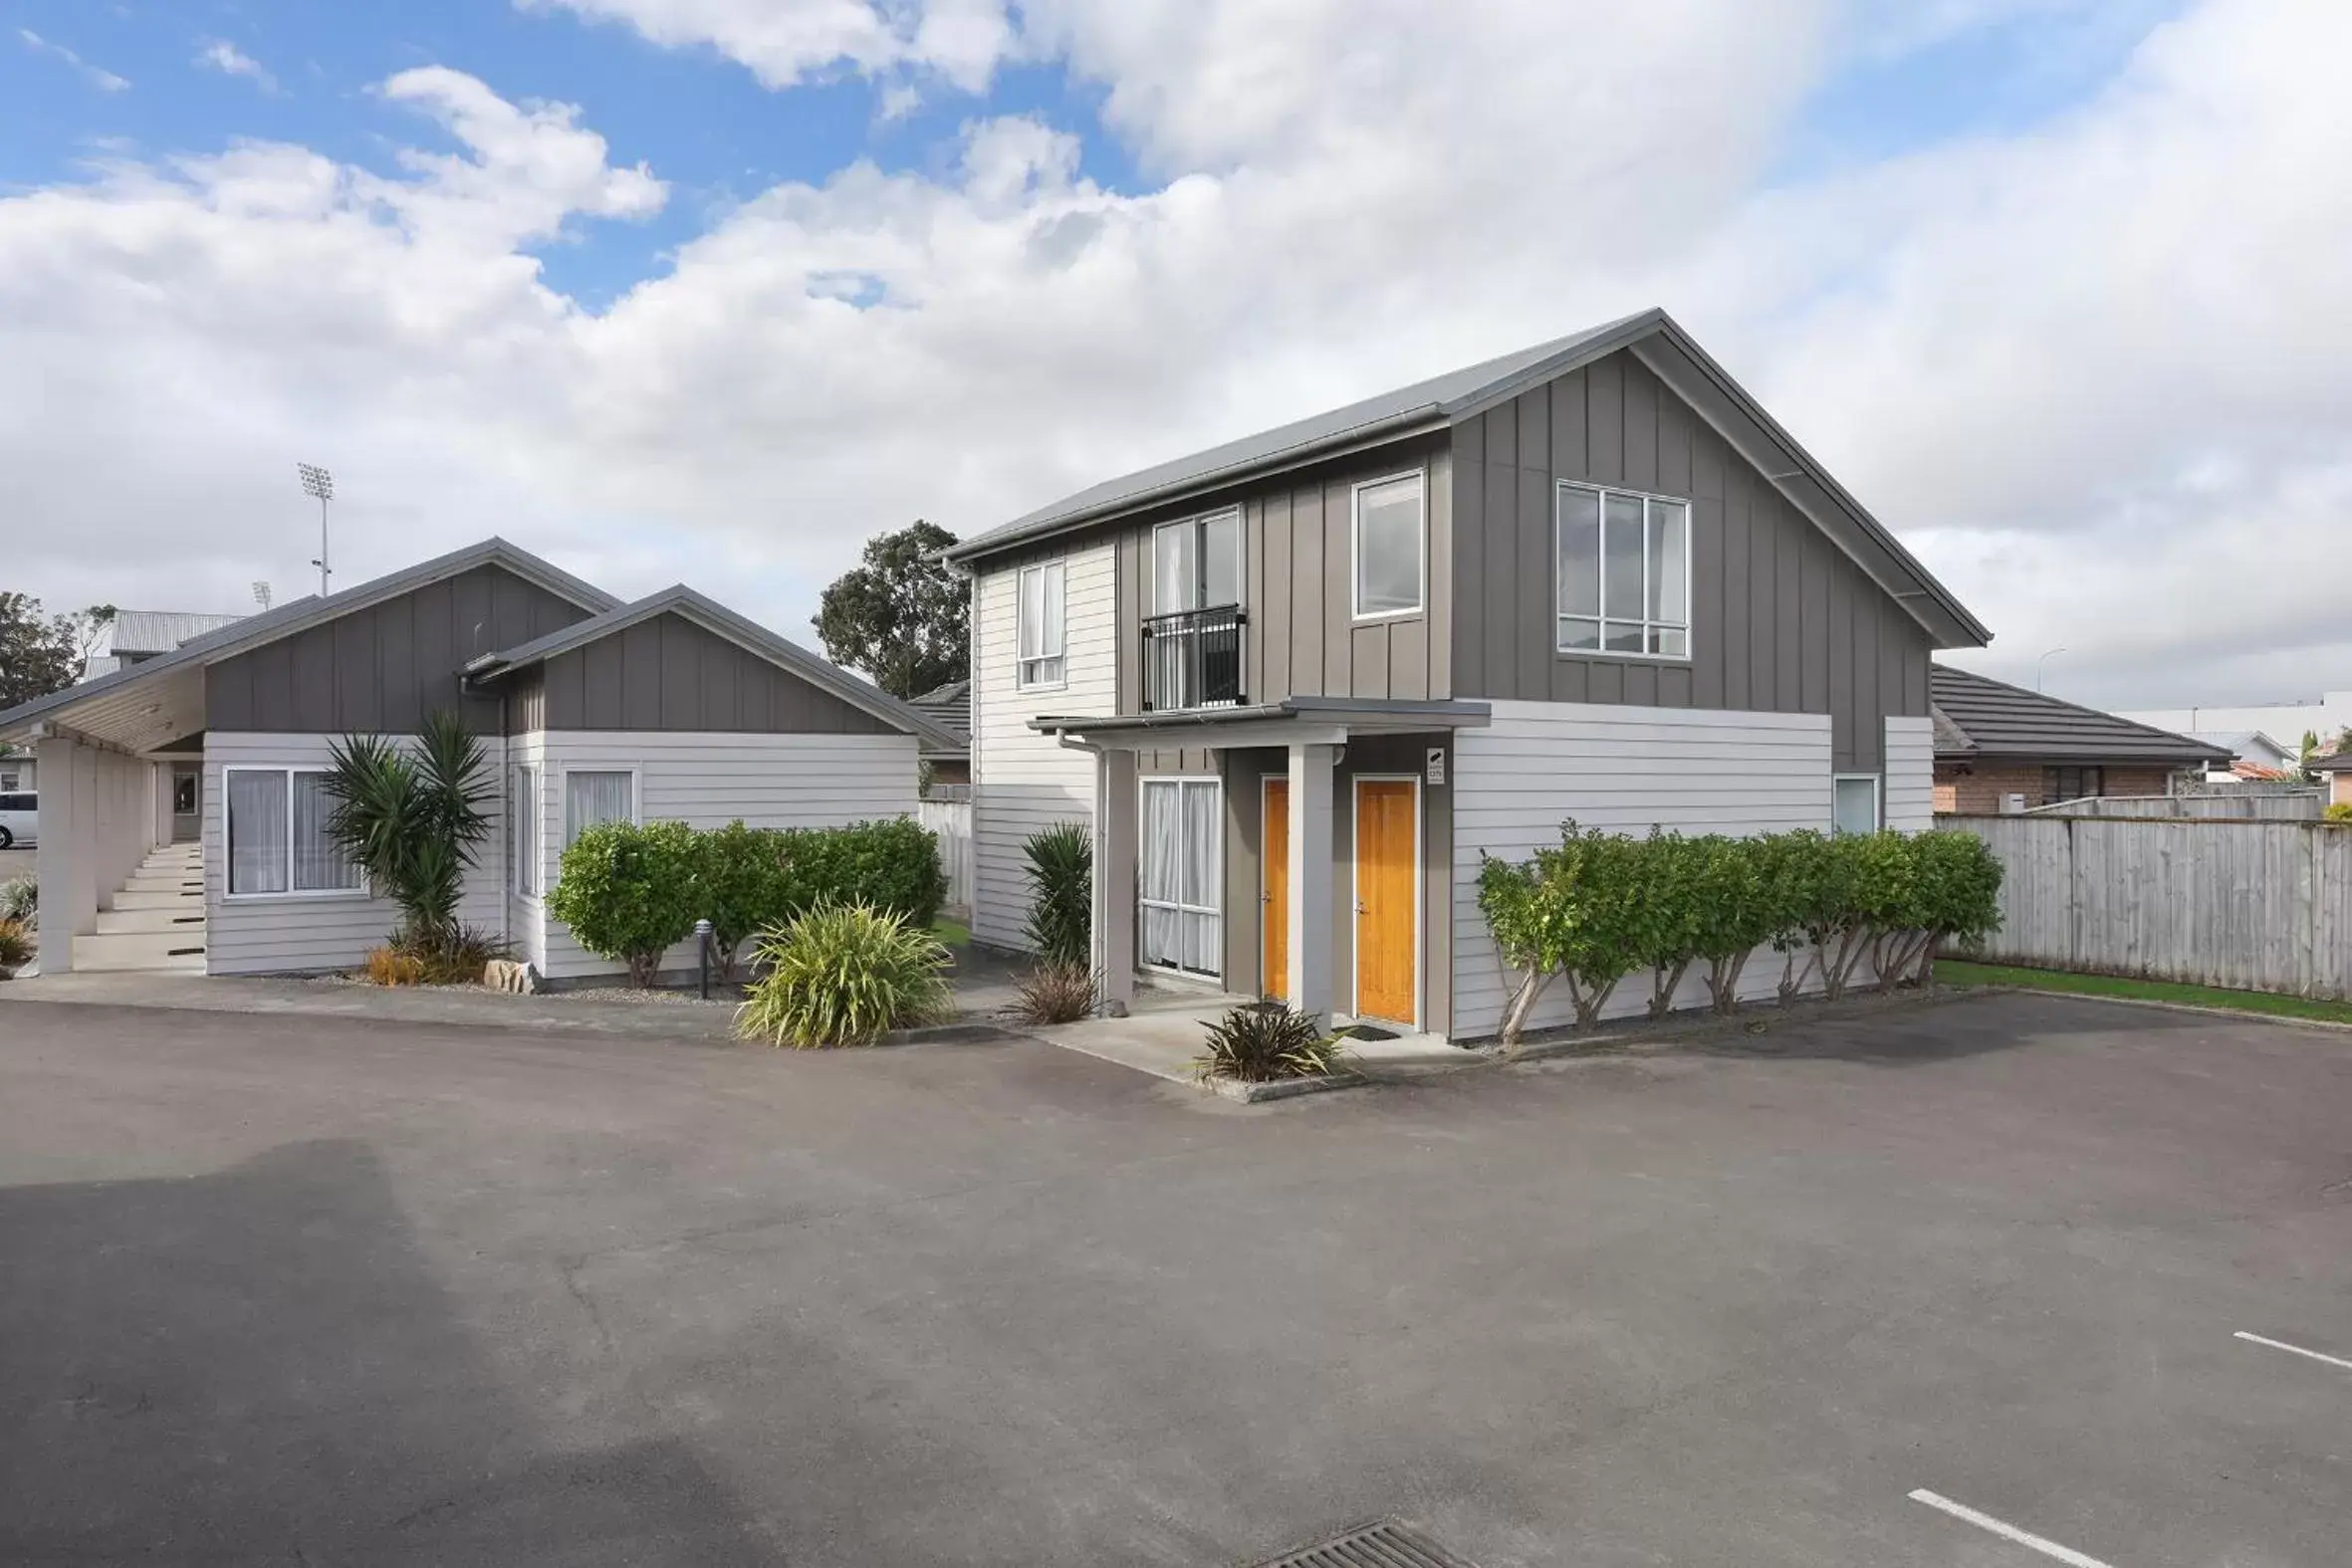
[{"xmin": 297, "ymin": 463, "xmax": 335, "ymax": 596}]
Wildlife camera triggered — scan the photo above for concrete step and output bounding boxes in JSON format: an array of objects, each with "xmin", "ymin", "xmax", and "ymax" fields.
[
  {"xmin": 72, "ymin": 929, "xmax": 206, "ymax": 971},
  {"xmin": 121, "ymin": 876, "xmax": 205, "ymax": 894},
  {"xmin": 113, "ymin": 889, "xmax": 205, "ymax": 911},
  {"xmin": 96, "ymin": 906, "xmax": 209, "ymax": 936}
]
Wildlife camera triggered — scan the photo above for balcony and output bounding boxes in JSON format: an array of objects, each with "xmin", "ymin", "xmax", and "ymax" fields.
[{"xmin": 1141, "ymin": 604, "xmax": 1246, "ymax": 712}]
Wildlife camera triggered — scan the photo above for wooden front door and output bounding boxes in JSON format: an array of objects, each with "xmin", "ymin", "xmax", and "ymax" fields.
[
  {"xmin": 1262, "ymin": 779, "xmax": 1290, "ymax": 999},
  {"xmin": 1353, "ymin": 779, "xmax": 1418, "ymax": 1026}
]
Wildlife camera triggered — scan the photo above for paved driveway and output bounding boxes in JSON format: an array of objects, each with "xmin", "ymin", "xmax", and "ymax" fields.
[{"xmin": 2, "ymin": 993, "xmax": 2348, "ymax": 1566}]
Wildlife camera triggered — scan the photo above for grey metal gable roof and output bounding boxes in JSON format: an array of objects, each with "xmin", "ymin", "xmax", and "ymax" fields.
[
  {"xmin": 107, "ymin": 609, "xmax": 247, "ymax": 656},
  {"xmin": 1930, "ymin": 664, "xmax": 2232, "ymax": 765},
  {"xmin": 0, "ymin": 538, "xmax": 618, "ymax": 743},
  {"xmin": 466, "ymin": 583, "xmax": 960, "ymax": 752},
  {"xmin": 945, "ymin": 307, "xmax": 1989, "ymax": 649}
]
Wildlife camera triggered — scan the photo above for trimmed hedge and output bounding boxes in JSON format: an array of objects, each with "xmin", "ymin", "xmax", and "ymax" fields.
[
  {"xmin": 552, "ymin": 815, "xmax": 946, "ymax": 986},
  {"xmin": 1477, "ymin": 825, "xmax": 2002, "ymax": 1047}
]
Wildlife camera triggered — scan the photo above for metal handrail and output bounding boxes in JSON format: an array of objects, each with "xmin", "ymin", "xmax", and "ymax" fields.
[{"xmin": 1140, "ymin": 604, "xmax": 1246, "ymax": 711}]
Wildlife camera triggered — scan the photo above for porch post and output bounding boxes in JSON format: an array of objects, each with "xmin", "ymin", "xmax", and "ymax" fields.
[
  {"xmin": 1092, "ymin": 748, "xmax": 1136, "ymax": 1013},
  {"xmin": 35, "ymin": 735, "xmax": 96, "ymax": 974},
  {"xmin": 1287, "ymin": 742, "xmax": 1335, "ymax": 1024}
]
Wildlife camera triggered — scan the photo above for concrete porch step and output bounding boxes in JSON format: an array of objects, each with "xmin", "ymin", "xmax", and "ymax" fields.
[
  {"xmin": 114, "ymin": 889, "xmax": 205, "ymax": 911},
  {"xmin": 96, "ymin": 906, "xmax": 209, "ymax": 936},
  {"xmin": 72, "ymin": 929, "xmax": 206, "ymax": 972}
]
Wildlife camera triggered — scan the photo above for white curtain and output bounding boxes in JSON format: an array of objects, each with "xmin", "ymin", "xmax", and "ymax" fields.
[
  {"xmin": 566, "ymin": 772, "xmax": 632, "ymax": 845},
  {"xmin": 227, "ymin": 771, "xmax": 289, "ymax": 895},
  {"xmin": 1182, "ymin": 780, "xmax": 1220, "ymax": 972},
  {"xmin": 291, "ymin": 772, "xmax": 361, "ymax": 891},
  {"xmin": 1139, "ymin": 779, "xmax": 1221, "ymax": 976},
  {"xmin": 511, "ymin": 765, "xmax": 539, "ymax": 895}
]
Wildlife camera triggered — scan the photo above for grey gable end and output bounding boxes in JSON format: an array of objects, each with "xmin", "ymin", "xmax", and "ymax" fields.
[{"xmin": 522, "ymin": 610, "xmax": 895, "ymax": 735}]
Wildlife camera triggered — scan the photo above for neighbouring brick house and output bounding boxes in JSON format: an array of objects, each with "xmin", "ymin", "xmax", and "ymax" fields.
[{"xmin": 1931, "ymin": 664, "xmax": 2232, "ymax": 813}]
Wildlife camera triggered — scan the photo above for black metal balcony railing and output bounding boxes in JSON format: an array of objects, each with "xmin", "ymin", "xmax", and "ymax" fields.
[{"xmin": 1141, "ymin": 604, "xmax": 1246, "ymax": 712}]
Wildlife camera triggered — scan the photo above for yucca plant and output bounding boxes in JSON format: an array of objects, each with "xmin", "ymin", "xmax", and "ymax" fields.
[
  {"xmin": 734, "ymin": 903, "xmax": 954, "ymax": 1047},
  {"xmin": 322, "ymin": 709, "xmax": 494, "ymax": 959},
  {"xmin": 1022, "ymin": 821, "xmax": 1092, "ymax": 966},
  {"xmin": 1191, "ymin": 1004, "xmax": 1350, "ymax": 1083},
  {"xmin": 1006, "ymin": 960, "xmax": 1098, "ymax": 1024}
]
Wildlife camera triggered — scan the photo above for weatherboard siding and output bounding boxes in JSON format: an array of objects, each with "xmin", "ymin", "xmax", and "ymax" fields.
[
  {"xmin": 1885, "ymin": 716, "xmax": 1935, "ymax": 832},
  {"xmin": 971, "ymin": 539, "xmax": 1116, "ymax": 952},
  {"xmin": 205, "ymin": 564, "xmax": 593, "ymax": 735},
  {"xmin": 530, "ymin": 730, "xmax": 920, "ymax": 982},
  {"xmin": 1448, "ymin": 700, "xmax": 1836, "ymax": 1040},
  {"xmin": 202, "ymin": 731, "xmax": 509, "ymax": 976},
  {"xmin": 534, "ymin": 612, "xmax": 893, "ymax": 734},
  {"xmin": 1448, "ymin": 348, "xmax": 1932, "ymax": 773}
]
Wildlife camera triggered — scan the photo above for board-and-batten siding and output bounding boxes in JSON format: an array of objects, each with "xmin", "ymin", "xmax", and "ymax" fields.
[
  {"xmin": 535, "ymin": 612, "xmax": 894, "ymax": 734},
  {"xmin": 203, "ymin": 732, "xmax": 508, "ymax": 975},
  {"xmin": 205, "ymin": 564, "xmax": 594, "ymax": 736},
  {"xmin": 1449, "ymin": 347, "xmax": 1932, "ymax": 773},
  {"xmin": 971, "ymin": 539, "xmax": 1115, "ymax": 952},
  {"xmin": 1884, "ymin": 716, "xmax": 1935, "ymax": 832},
  {"xmin": 1110, "ymin": 439, "xmax": 1452, "ymax": 712},
  {"xmin": 1448, "ymin": 699, "xmax": 1835, "ymax": 1040},
  {"xmin": 528, "ymin": 731, "xmax": 920, "ymax": 981}
]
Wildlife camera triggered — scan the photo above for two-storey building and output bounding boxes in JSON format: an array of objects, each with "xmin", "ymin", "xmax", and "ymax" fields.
[{"xmin": 945, "ymin": 309, "xmax": 1991, "ymax": 1041}]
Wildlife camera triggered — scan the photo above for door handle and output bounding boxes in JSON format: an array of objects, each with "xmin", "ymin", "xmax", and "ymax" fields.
[{"xmin": 1355, "ymin": 900, "xmax": 1367, "ymax": 915}]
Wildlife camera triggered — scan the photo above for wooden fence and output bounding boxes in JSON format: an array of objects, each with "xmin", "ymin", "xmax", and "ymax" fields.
[
  {"xmin": 2027, "ymin": 791, "xmax": 2324, "ymax": 821},
  {"xmin": 918, "ymin": 797, "xmax": 973, "ymax": 915},
  {"xmin": 1949, "ymin": 813, "xmax": 2352, "ymax": 997}
]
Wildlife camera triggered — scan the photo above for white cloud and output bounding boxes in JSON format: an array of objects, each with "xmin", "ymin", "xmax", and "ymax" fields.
[
  {"xmin": 19, "ymin": 27, "xmax": 128, "ymax": 92},
  {"xmin": 2, "ymin": 0, "xmax": 2346, "ymax": 711},
  {"xmin": 196, "ymin": 40, "xmax": 278, "ymax": 93}
]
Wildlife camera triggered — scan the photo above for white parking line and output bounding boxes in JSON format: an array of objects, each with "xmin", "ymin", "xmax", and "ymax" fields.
[
  {"xmin": 1907, "ymin": 1489, "xmax": 2117, "ymax": 1568},
  {"xmin": 2234, "ymin": 1330, "xmax": 2352, "ymax": 1373}
]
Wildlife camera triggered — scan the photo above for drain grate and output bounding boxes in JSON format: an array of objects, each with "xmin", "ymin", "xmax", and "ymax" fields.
[{"xmin": 1246, "ymin": 1519, "xmax": 1478, "ymax": 1568}]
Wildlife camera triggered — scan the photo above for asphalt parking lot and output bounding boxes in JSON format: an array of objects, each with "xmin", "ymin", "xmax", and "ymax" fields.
[{"xmin": 2, "ymin": 990, "xmax": 2347, "ymax": 1566}]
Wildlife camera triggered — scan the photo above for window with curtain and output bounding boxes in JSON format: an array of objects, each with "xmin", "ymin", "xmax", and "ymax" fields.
[
  {"xmin": 1016, "ymin": 560, "xmax": 1066, "ymax": 688},
  {"xmin": 226, "ymin": 768, "xmax": 361, "ymax": 895},
  {"xmin": 1832, "ymin": 776, "xmax": 1881, "ymax": 836},
  {"xmin": 565, "ymin": 771, "xmax": 633, "ymax": 846},
  {"xmin": 1353, "ymin": 472, "xmax": 1425, "ymax": 618},
  {"xmin": 511, "ymin": 763, "xmax": 541, "ymax": 896},
  {"xmin": 1555, "ymin": 482, "xmax": 1690, "ymax": 657},
  {"xmin": 1152, "ymin": 509, "xmax": 1242, "ymax": 613},
  {"xmin": 1139, "ymin": 778, "xmax": 1222, "ymax": 977}
]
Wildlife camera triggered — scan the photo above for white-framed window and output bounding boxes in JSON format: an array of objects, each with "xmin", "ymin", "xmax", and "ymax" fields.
[
  {"xmin": 224, "ymin": 767, "xmax": 363, "ymax": 898},
  {"xmin": 1016, "ymin": 560, "xmax": 1066, "ymax": 689},
  {"xmin": 511, "ymin": 763, "xmax": 541, "ymax": 897},
  {"xmin": 564, "ymin": 770, "xmax": 635, "ymax": 847},
  {"xmin": 1352, "ymin": 470, "xmax": 1426, "ymax": 619},
  {"xmin": 1832, "ymin": 775, "xmax": 1882, "ymax": 836},
  {"xmin": 1152, "ymin": 508, "xmax": 1243, "ymax": 614},
  {"xmin": 1555, "ymin": 482, "xmax": 1690, "ymax": 659},
  {"xmin": 1140, "ymin": 777, "xmax": 1222, "ymax": 978}
]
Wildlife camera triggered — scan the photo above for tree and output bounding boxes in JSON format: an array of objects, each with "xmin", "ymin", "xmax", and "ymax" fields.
[
  {"xmin": 320, "ymin": 710, "xmax": 496, "ymax": 957},
  {"xmin": 813, "ymin": 521, "xmax": 967, "ymax": 700},
  {"xmin": 0, "ymin": 593, "xmax": 114, "ymax": 709}
]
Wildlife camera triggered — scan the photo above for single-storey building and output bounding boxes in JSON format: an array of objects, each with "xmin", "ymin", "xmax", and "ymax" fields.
[
  {"xmin": 0, "ymin": 540, "xmax": 955, "ymax": 979},
  {"xmin": 1930, "ymin": 663, "xmax": 2231, "ymax": 812}
]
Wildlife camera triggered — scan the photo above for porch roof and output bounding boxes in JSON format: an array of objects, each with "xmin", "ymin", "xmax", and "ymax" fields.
[{"xmin": 1031, "ymin": 696, "xmax": 1490, "ymax": 751}]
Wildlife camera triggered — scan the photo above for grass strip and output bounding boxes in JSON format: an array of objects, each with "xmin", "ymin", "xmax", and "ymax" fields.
[{"xmin": 1939, "ymin": 960, "xmax": 2352, "ymax": 1026}]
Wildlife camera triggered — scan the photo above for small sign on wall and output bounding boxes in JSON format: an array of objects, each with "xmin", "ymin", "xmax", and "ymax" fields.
[{"xmin": 1426, "ymin": 747, "xmax": 1446, "ymax": 786}]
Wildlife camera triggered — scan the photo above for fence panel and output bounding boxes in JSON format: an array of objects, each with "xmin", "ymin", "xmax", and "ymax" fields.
[
  {"xmin": 1952, "ymin": 814, "xmax": 2352, "ymax": 996},
  {"xmin": 2028, "ymin": 792, "xmax": 2323, "ymax": 820},
  {"xmin": 917, "ymin": 798, "xmax": 973, "ymax": 914}
]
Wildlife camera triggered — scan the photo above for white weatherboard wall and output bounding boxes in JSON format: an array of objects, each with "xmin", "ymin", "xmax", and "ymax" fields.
[
  {"xmin": 203, "ymin": 732, "xmax": 507, "ymax": 976},
  {"xmin": 507, "ymin": 733, "xmax": 548, "ymax": 972},
  {"xmin": 530, "ymin": 730, "xmax": 920, "ymax": 982},
  {"xmin": 970, "ymin": 541, "xmax": 1115, "ymax": 952},
  {"xmin": 1450, "ymin": 700, "xmax": 1836, "ymax": 1040},
  {"xmin": 1885, "ymin": 716, "xmax": 1934, "ymax": 832}
]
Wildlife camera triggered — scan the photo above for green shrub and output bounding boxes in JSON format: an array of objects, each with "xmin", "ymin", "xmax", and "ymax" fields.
[
  {"xmin": 0, "ymin": 876, "xmax": 34, "ymax": 928},
  {"xmin": 1892, "ymin": 829, "xmax": 2003, "ymax": 986},
  {"xmin": 1476, "ymin": 823, "xmax": 1648, "ymax": 1045},
  {"xmin": 695, "ymin": 820, "xmax": 790, "ymax": 981},
  {"xmin": 2327, "ymin": 802, "xmax": 2352, "ymax": 823},
  {"xmin": 1691, "ymin": 835, "xmax": 1783, "ymax": 1014},
  {"xmin": 778, "ymin": 816, "xmax": 947, "ymax": 932},
  {"xmin": 1630, "ymin": 828, "xmax": 1710, "ymax": 1018},
  {"xmin": 1192, "ymin": 1004, "xmax": 1349, "ymax": 1083},
  {"xmin": 549, "ymin": 818, "xmax": 701, "ymax": 986},
  {"xmin": 1022, "ymin": 821, "xmax": 1092, "ymax": 965},
  {"xmin": 733, "ymin": 904, "xmax": 953, "ymax": 1047},
  {"xmin": 1007, "ymin": 960, "xmax": 1097, "ymax": 1024}
]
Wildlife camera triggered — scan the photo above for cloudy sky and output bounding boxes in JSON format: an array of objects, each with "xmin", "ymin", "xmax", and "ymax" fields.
[{"xmin": 2, "ymin": 0, "xmax": 2343, "ymax": 708}]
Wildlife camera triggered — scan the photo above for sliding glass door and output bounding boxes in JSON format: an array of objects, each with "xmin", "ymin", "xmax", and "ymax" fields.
[{"xmin": 1139, "ymin": 778, "xmax": 1222, "ymax": 978}]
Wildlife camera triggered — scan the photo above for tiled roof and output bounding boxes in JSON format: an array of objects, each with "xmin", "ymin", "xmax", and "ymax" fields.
[{"xmin": 1930, "ymin": 664, "xmax": 2233, "ymax": 765}]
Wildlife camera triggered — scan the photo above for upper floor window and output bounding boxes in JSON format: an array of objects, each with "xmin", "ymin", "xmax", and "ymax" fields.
[
  {"xmin": 1556, "ymin": 482, "xmax": 1690, "ymax": 659},
  {"xmin": 1152, "ymin": 509, "xmax": 1242, "ymax": 614},
  {"xmin": 1353, "ymin": 471, "xmax": 1426, "ymax": 619},
  {"xmin": 1017, "ymin": 560, "xmax": 1066, "ymax": 689}
]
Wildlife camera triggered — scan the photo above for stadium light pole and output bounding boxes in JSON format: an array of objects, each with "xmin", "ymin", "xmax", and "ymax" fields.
[{"xmin": 298, "ymin": 463, "xmax": 334, "ymax": 597}]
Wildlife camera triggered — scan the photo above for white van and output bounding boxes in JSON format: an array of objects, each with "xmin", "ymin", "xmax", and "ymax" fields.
[{"xmin": 0, "ymin": 791, "xmax": 35, "ymax": 849}]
